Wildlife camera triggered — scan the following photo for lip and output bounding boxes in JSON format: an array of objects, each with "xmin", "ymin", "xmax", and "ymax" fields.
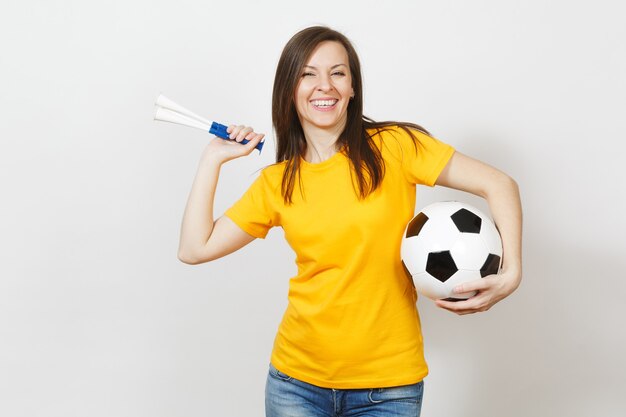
[{"xmin": 310, "ymin": 98, "xmax": 339, "ymax": 112}]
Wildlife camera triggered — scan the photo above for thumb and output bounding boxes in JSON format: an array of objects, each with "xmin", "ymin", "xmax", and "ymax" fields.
[
  {"xmin": 454, "ymin": 278, "xmax": 490, "ymax": 295},
  {"xmin": 242, "ymin": 133, "xmax": 264, "ymax": 154}
]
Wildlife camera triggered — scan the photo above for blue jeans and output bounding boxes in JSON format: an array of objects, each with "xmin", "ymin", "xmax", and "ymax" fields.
[{"xmin": 265, "ymin": 363, "xmax": 424, "ymax": 417}]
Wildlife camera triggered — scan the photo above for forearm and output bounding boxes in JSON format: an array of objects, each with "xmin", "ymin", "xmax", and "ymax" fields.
[
  {"xmin": 484, "ymin": 174, "xmax": 523, "ymax": 291},
  {"xmin": 178, "ymin": 157, "xmax": 223, "ymax": 262}
]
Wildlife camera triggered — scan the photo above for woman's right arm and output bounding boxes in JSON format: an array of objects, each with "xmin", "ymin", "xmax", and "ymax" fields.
[{"xmin": 177, "ymin": 125, "xmax": 264, "ymax": 265}]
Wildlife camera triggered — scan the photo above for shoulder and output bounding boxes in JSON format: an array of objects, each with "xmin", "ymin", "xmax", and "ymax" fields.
[
  {"xmin": 368, "ymin": 124, "xmax": 434, "ymax": 144},
  {"xmin": 367, "ymin": 125, "xmax": 426, "ymax": 157},
  {"xmin": 249, "ymin": 161, "xmax": 287, "ymax": 194},
  {"xmin": 369, "ymin": 124, "xmax": 451, "ymax": 151},
  {"xmin": 260, "ymin": 161, "xmax": 287, "ymax": 179}
]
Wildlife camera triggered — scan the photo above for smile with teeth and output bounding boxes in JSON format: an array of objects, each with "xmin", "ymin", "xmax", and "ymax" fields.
[{"xmin": 311, "ymin": 99, "xmax": 338, "ymax": 108}]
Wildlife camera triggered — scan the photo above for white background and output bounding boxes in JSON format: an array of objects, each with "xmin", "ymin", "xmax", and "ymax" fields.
[{"xmin": 1, "ymin": 1, "xmax": 625, "ymax": 416}]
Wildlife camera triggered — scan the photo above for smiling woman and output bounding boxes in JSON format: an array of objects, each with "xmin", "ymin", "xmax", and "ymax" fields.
[
  {"xmin": 177, "ymin": 25, "xmax": 523, "ymax": 417},
  {"xmin": 294, "ymin": 41, "xmax": 354, "ymax": 144}
]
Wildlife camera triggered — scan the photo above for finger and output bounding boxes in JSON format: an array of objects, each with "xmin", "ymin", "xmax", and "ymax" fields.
[
  {"xmin": 227, "ymin": 124, "xmax": 249, "ymax": 140},
  {"xmin": 244, "ymin": 133, "xmax": 264, "ymax": 151},
  {"xmin": 244, "ymin": 129, "xmax": 261, "ymax": 141},
  {"xmin": 436, "ymin": 297, "xmax": 469, "ymax": 311},
  {"xmin": 227, "ymin": 124, "xmax": 240, "ymax": 139},
  {"xmin": 229, "ymin": 133, "xmax": 263, "ymax": 154},
  {"xmin": 236, "ymin": 126, "xmax": 254, "ymax": 142},
  {"xmin": 436, "ymin": 302, "xmax": 476, "ymax": 315},
  {"xmin": 452, "ymin": 277, "xmax": 491, "ymax": 296},
  {"xmin": 231, "ymin": 134, "xmax": 263, "ymax": 158},
  {"xmin": 436, "ymin": 294, "xmax": 492, "ymax": 315},
  {"xmin": 437, "ymin": 295, "xmax": 477, "ymax": 310}
]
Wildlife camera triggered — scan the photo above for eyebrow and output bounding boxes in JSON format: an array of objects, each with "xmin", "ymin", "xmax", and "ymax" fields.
[{"xmin": 303, "ymin": 64, "xmax": 348, "ymax": 70}]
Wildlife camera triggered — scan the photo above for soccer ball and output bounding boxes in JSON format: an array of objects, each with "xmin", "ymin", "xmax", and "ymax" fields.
[{"xmin": 401, "ymin": 201, "xmax": 503, "ymax": 301}]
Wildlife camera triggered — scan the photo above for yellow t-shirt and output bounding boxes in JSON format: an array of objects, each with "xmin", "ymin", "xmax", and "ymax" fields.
[{"xmin": 225, "ymin": 126, "xmax": 455, "ymax": 389}]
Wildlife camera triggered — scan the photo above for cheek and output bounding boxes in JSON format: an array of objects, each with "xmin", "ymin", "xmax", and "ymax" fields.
[
  {"xmin": 339, "ymin": 79, "xmax": 353, "ymax": 96},
  {"xmin": 295, "ymin": 82, "xmax": 311, "ymax": 102},
  {"xmin": 293, "ymin": 88, "xmax": 305, "ymax": 110},
  {"xmin": 294, "ymin": 93, "xmax": 308, "ymax": 117},
  {"xmin": 346, "ymin": 77, "xmax": 354, "ymax": 93}
]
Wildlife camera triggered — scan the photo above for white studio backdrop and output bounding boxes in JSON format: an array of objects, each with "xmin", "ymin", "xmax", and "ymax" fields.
[{"xmin": 1, "ymin": 0, "xmax": 625, "ymax": 416}]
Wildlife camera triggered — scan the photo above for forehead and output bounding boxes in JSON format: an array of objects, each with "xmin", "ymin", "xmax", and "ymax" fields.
[{"xmin": 305, "ymin": 41, "xmax": 349, "ymax": 67}]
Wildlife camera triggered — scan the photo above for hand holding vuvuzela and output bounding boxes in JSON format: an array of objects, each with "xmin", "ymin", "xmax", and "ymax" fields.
[{"xmin": 153, "ymin": 94, "xmax": 265, "ymax": 153}]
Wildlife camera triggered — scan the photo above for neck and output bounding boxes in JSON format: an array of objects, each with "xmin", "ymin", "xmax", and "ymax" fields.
[{"xmin": 301, "ymin": 121, "xmax": 346, "ymax": 163}]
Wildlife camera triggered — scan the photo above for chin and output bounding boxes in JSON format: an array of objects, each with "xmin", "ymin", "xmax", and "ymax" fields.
[{"xmin": 308, "ymin": 116, "xmax": 347, "ymax": 130}]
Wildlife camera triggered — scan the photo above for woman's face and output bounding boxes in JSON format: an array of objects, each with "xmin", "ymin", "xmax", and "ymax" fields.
[{"xmin": 294, "ymin": 41, "xmax": 354, "ymax": 135}]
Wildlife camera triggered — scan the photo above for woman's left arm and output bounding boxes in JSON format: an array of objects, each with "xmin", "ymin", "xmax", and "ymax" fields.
[{"xmin": 434, "ymin": 151, "xmax": 523, "ymax": 315}]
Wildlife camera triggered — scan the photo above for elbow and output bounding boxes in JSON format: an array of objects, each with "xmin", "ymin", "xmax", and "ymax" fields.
[
  {"xmin": 507, "ymin": 175, "xmax": 521, "ymax": 200},
  {"xmin": 177, "ymin": 246, "xmax": 220, "ymax": 265},
  {"xmin": 484, "ymin": 171, "xmax": 519, "ymax": 199},
  {"xmin": 177, "ymin": 251, "xmax": 198, "ymax": 265},
  {"xmin": 177, "ymin": 248, "xmax": 206, "ymax": 265},
  {"xmin": 503, "ymin": 173, "xmax": 519, "ymax": 193}
]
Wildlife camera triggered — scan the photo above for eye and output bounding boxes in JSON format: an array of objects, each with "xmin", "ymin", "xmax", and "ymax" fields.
[
  {"xmin": 301, "ymin": 72, "xmax": 315, "ymax": 77},
  {"xmin": 332, "ymin": 71, "xmax": 346, "ymax": 76}
]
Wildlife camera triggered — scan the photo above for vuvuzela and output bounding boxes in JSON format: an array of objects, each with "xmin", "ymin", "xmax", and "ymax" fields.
[{"xmin": 153, "ymin": 94, "xmax": 264, "ymax": 153}]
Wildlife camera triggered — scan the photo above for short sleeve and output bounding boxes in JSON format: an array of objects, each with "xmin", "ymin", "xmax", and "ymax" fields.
[
  {"xmin": 224, "ymin": 169, "xmax": 279, "ymax": 239},
  {"xmin": 384, "ymin": 127, "xmax": 455, "ymax": 186}
]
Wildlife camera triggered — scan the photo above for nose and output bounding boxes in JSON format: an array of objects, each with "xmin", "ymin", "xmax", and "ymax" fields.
[{"xmin": 316, "ymin": 73, "xmax": 333, "ymax": 92}]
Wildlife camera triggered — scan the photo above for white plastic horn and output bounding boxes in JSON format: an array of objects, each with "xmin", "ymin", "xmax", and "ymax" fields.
[
  {"xmin": 153, "ymin": 106, "xmax": 211, "ymax": 131},
  {"xmin": 153, "ymin": 93, "xmax": 265, "ymax": 152},
  {"xmin": 155, "ymin": 94, "xmax": 213, "ymax": 126}
]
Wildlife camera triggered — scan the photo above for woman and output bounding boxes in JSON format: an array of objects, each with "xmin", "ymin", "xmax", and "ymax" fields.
[{"xmin": 178, "ymin": 26, "xmax": 522, "ymax": 417}]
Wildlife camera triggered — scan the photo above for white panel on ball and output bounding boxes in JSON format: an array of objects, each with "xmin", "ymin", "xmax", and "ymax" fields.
[
  {"xmin": 401, "ymin": 237, "xmax": 429, "ymax": 275},
  {"xmin": 419, "ymin": 216, "xmax": 459, "ymax": 252},
  {"xmin": 413, "ymin": 271, "xmax": 450, "ymax": 300},
  {"xmin": 480, "ymin": 220, "xmax": 503, "ymax": 257},
  {"xmin": 450, "ymin": 234, "xmax": 489, "ymax": 270}
]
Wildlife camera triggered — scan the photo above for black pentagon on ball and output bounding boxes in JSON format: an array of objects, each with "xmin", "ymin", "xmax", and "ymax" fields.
[
  {"xmin": 426, "ymin": 251, "xmax": 458, "ymax": 282},
  {"xmin": 406, "ymin": 212, "xmax": 429, "ymax": 238},
  {"xmin": 480, "ymin": 254, "xmax": 501, "ymax": 277},
  {"xmin": 451, "ymin": 208, "xmax": 482, "ymax": 233}
]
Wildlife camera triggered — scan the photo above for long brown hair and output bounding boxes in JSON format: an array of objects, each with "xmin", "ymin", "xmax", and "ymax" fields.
[{"xmin": 272, "ymin": 26, "xmax": 430, "ymax": 204}]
